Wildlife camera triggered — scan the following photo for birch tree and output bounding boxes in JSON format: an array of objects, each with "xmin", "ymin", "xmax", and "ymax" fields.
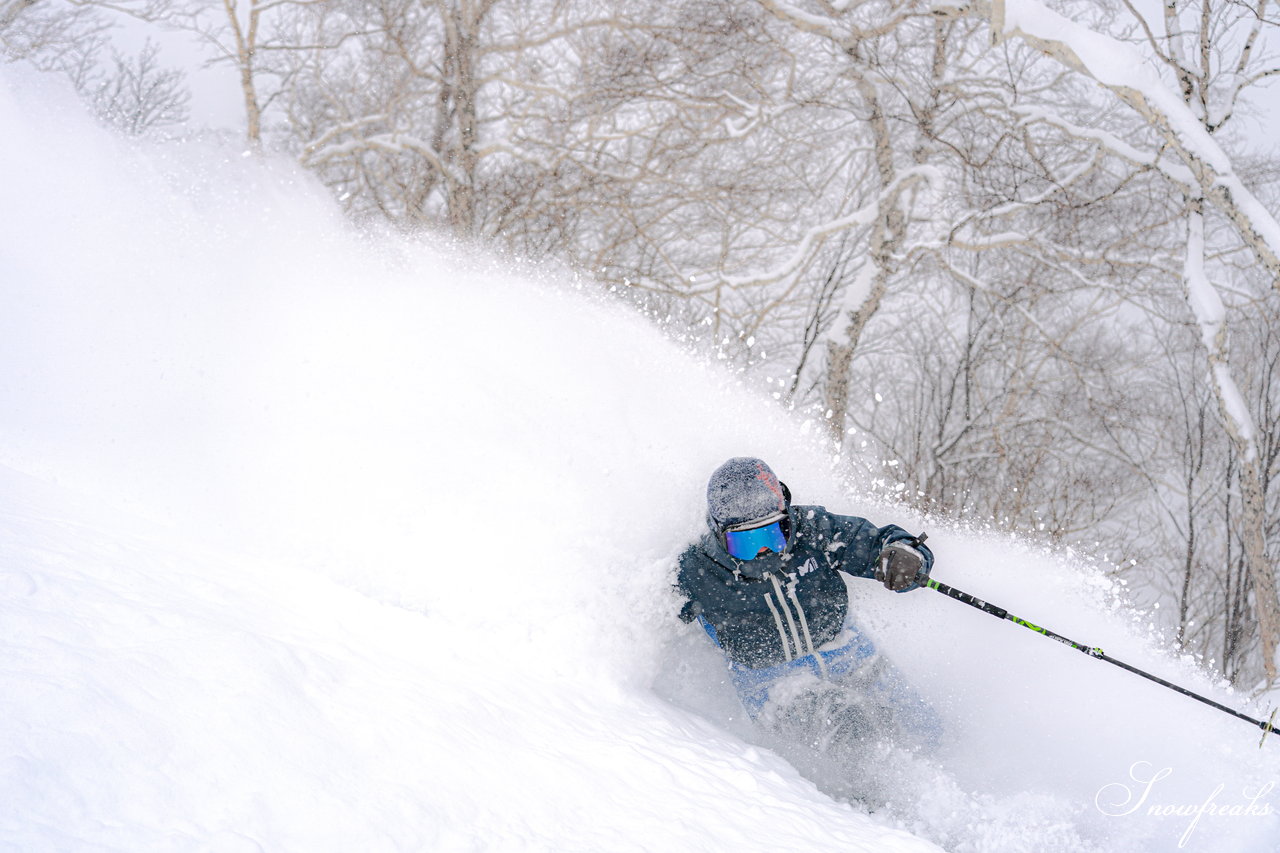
[{"xmin": 979, "ymin": 0, "xmax": 1280, "ymax": 685}]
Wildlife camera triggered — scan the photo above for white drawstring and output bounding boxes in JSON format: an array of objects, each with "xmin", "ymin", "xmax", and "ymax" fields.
[
  {"xmin": 762, "ymin": 590, "xmax": 795, "ymax": 661},
  {"xmin": 786, "ymin": 583, "xmax": 828, "ymax": 677},
  {"xmin": 769, "ymin": 574, "xmax": 805, "ymax": 663}
]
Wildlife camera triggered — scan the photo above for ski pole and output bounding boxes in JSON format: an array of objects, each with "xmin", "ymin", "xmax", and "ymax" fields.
[{"xmin": 924, "ymin": 576, "xmax": 1279, "ymax": 746}]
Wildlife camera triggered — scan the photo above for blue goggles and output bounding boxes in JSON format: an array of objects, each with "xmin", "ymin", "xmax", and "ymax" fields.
[{"xmin": 723, "ymin": 513, "xmax": 789, "ymax": 560}]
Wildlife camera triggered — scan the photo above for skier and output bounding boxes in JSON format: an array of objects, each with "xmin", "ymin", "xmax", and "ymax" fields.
[{"xmin": 675, "ymin": 456, "xmax": 936, "ymax": 753}]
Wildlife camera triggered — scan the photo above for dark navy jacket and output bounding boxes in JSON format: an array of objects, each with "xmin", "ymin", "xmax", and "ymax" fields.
[{"xmin": 676, "ymin": 505, "xmax": 929, "ymax": 669}]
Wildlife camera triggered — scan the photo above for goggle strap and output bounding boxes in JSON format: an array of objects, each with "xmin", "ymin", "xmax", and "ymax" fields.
[{"xmin": 723, "ymin": 511, "xmax": 787, "ymax": 534}]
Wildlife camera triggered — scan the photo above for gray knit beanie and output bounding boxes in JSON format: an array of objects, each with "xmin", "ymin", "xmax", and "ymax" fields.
[{"xmin": 706, "ymin": 457, "xmax": 789, "ymax": 532}]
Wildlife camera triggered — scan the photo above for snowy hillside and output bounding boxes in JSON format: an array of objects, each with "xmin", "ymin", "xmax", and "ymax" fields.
[{"xmin": 2, "ymin": 70, "xmax": 1278, "ymax": 852}]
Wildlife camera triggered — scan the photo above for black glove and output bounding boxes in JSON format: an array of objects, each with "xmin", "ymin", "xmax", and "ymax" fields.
[{"xmin": 875, "ymin": 541, "xmax": 928, "ymax": 592}]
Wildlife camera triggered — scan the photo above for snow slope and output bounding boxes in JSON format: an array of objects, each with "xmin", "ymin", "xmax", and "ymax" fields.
[{"xmin": 2, "ymin": 69, "xmax": 1277, "ymax": 852}]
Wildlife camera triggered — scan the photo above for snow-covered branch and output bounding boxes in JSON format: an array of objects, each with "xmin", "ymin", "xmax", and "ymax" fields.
[
  {"xmin": 991, "ymin": 0, "xmax": 1280, "ymax": 290},
  {"xmin": 720, "ymin": 167, "xmax": 939, "ymax": 290}
]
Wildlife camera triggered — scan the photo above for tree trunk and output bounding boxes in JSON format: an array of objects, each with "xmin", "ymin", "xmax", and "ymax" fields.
[
  {"xmin": 823, "ymin": 249, "xmax": 888, "ymax": 446},
  {"xmin": 823, "ymin": 69, "xmax": 901, "ymax": 447},
  {"xmin": 443, "ymin": 1, "xmax": 480, "ymax": 236},
  {"xmin": 1185, "ymin": 200, "xmax": 1280, "ymax": 684},
  {"xmin": 225, "ymin": 0, "xmax": 262, "ymax": 149}
]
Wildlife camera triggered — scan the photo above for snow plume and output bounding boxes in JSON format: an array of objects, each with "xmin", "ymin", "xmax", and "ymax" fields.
[{"xmin": 2, "ymin": 68, "xmax": 1278, "ymax": 852}]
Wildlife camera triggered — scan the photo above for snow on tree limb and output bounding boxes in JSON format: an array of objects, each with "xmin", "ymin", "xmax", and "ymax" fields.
[
  {"xmin": 986, "ymin": 0, "xmax": 1280, "ymax": 290},
  {"xmin": 718, "ymin": 166, "xmax": 939, "ymax": 290},
  {"xmin": 1010, "ymin": 105, "xmax": 1197, "ymax": 189}
]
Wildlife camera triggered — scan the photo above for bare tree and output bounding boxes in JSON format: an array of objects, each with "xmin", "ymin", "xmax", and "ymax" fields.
[
  {"xmin": 89, "ymin": 39, "xmax": 189, "ymax": 134},
  {"xmin": 970, "ymin": 0, "xmax": 1280, "ymax": 684},
  {"xmin": 3, "ymin": 3, "xmax": 189, "ymax": 136},
  {"xmin": 69, "ymin": 0, "xmax": 327, "ymax": 147},
  {"xmin": 2, "ymin": 0, "xmax": 109, "ymax": 78},
  {"xmin": 289, "ymin": 0, "xmax": 556, "ymax": 235}
]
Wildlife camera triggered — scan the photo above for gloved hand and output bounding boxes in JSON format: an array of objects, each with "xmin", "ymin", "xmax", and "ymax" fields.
[{"xmin": 876, "ymin": 541, "xmax": 929, "ymax": 592}]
